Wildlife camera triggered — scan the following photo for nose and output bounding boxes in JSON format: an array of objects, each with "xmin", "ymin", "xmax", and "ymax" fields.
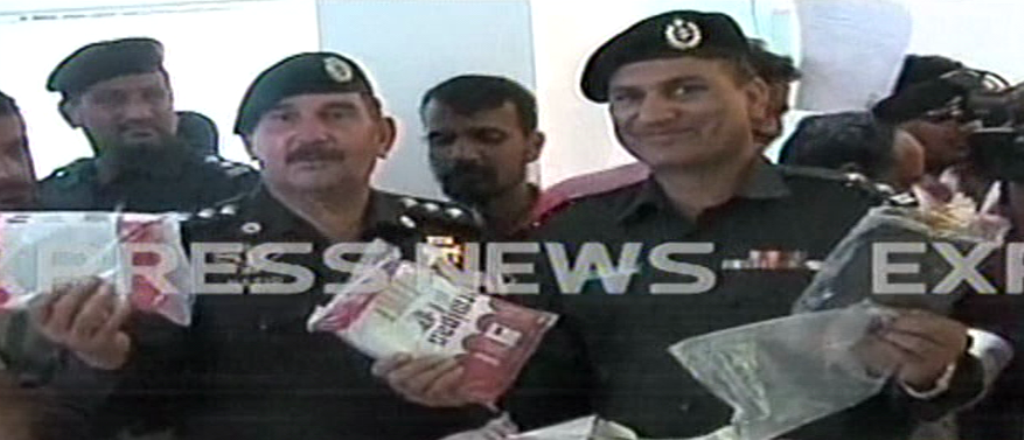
[
  {"xmin": 445, "ymin": 137, "xmax": 482, "ymax": 162},
  {"xmin": 635, "ymin": 94, "xmax": 679, "ymax": 126},
  {"xmin": 121, "ymin": 95, "xmax": 156, "ymax": 121},
  {"xmin": 294, "ymin": 115, "xmax": 332, "ymax": 143}
]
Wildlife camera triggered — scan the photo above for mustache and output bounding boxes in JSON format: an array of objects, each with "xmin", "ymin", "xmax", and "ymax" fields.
[{"xmin": 286, "ymin": 143, "xmax": 346, "ymax": 164}]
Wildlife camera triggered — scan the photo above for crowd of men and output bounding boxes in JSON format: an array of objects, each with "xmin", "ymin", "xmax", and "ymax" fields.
[{"xmin": 0, "ymin": 8, "xmax": 1019, "ymax": 440}]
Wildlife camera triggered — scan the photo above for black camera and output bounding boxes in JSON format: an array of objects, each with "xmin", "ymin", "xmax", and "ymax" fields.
[{"xmin": 875, "ymin": 68, "xmax": 1024, "ymax": 182}]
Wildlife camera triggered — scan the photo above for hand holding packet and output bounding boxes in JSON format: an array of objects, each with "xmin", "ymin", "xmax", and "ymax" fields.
[
  {"xmin": 307, "ymin": 240, "xmax": 558, "ymax": 405},
  {"xmin": 792, "ymin": 186, "xmax": 1009, "ymax": 315},
  {"xmin": 0, "ymin": 212, "xmax": 193, "ymax": 326},
  {"xmin": 668, "ymin": 304, "xmax": 896, "ymax": 440}
]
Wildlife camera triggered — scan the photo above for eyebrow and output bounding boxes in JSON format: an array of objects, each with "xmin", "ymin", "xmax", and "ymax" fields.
[{"xmin": 611, "ymin": 75, "xmax": 707, "ymax": 91}]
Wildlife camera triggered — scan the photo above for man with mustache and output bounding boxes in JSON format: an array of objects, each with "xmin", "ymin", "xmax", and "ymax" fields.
[
  {"xmin": 38, "ymin": 37, "xmax": 257, "ymax": 212},
  {"xmin": 379, "ymin": 11, "xmax": 989, "ymax": 439},
  {"xmin": 30, "ymin": 52, "xmax": 488, "ymax": 440},
  {"xmin": 421, "ymin": 75, "xmax": 544, "ymax": 238}
]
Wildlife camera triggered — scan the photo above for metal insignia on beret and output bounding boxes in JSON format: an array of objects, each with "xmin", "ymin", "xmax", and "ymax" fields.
[
  {"xmin": 324, "ymin": 57, "xmax": 353, "ymax": 83},
  {"xmin": 665, "ymin": 18, "xmax": 702, "ymax": 51},
  {"xmin": 240, "ymin": 221, "xmax": 262, "ymax": 235}
]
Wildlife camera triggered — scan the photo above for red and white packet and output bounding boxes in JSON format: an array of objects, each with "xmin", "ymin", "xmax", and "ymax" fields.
[
  {"xmin": 0, "ymin": 212, "xmax": 193, "ymax": 326},
  {"xmin": 307, "ymin": 241, "xmax": 558, "ymax": 405}
]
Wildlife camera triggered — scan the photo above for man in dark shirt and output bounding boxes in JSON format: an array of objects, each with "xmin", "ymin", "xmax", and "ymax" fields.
[
  {"xmin": 379, "ymin": 10, "xmax": 988, "ymax": 439},
  {"xmin": 30, "ymin": 52, "xmax": 487, "ymax": 440},
  {"xmin": 38, "ymin": 37, "xmax": 256, "ymax": 212},
  {"xmin": 421, "ymin": 75, "xmax": 545, "ymax": 239}
]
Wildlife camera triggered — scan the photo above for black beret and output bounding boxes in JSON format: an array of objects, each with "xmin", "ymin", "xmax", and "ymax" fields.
[
  {"xmin": 581, "ymin": 10, "xmax": 751, "ymax": 103},
  {"xmin": 47, "ymin": 37, "xmax": 164, "ymax": 96},
  {"xmin": 892, "ymin": 55, "xmax": 965, "ymax": 95},
  {"xmin": 234, "ymin": 52, "xmax": 375, "ymax": 135},
  {"xmin": 873, "ymin": 55, "xmax": 970, "ymax": 124}
]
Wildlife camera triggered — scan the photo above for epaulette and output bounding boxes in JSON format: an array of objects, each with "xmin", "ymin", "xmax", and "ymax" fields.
[
  {"xmin": 42, "ymin": 158, "xmax": 93, "ymax": 186},
  {"xmin": 776, "ymin": 165, "xmax": 896, "ymax": 200},
  {"xmin": 203, "ymin": 155, "xmax": 258, "ymax": 179},
  {"xmin": 180, "ymin": 198, "xmax": 242, "ymax": 224},
  {"xmin": 395, "ymin": 196, "xmax": 482, "ymax": 234}
]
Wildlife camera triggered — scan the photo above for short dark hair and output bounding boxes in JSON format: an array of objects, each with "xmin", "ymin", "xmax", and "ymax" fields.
[
  {"xmin": 747, "ymin": 39, "xmax": 800, "ymax": 84},
  {"xmin": 779, "ymin": 112, "xmax": 897, "ymax": 180},
  {"xmin": 420, "ymin": 75, "xmax": 538, "ymax": 133},
  {"xmin": 0, "ymin": 89, "xmax": 19, "ymax": 118}
]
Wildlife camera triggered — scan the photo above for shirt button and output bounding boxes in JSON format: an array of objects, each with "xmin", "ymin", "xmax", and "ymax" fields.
[{"xmin": 258, "ymin": 319, "xmax": 270, "ymax": 331}]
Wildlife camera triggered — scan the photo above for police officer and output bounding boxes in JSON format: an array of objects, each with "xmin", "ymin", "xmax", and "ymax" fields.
[
  {"xmin": 378, "ymin": 11, "xmax": 988, "ymax": 439},
  {"xmin": 39, "ymin": 37, "xmax": 257, "ymax": 212},
  {"xmin": 32, "ymin": 53, "xmax": 487, "ymax": 440}
]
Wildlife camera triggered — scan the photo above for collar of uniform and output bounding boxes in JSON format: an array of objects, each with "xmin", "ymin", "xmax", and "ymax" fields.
[
  {"xmin": 243, "ymin": 184, "xmax": 407, "ymax": 242},
  {"xmin": 616, "ymin": 158, "xmax": 791, "ymax": 224},
  {"xmin": 96, "ymin": 149, "xmax": 197, "ymax": 186}
]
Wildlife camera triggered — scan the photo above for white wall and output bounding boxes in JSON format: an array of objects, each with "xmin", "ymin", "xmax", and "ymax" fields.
[
  {"xmin": 900, "ymin": 0, "xmax": 1024, "ymax": 82},
  {"xmin": 316, "ymin": 0, "xmax": 536, "ymax": 199}
]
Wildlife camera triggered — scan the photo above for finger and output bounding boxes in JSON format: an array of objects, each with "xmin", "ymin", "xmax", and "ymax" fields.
[
  {"xmin": 372, "ymin": 353, "xmax": 412, "ymax": 378},
  {"xmin": 97, "ymin": 288, "xmax": 131, "ymax": 339},
  {"xmin": 423, "ymin": 365, "xmax": 465, "ymax": 402},
  {"xmin": 882, "ymin": 331, "xmax": 939, "ymax": 363},
  {"xmin": 889, "ymin": 314, "xmax": 968, "ymax": 348},
  {"xmin": 853, "ymin": 334, "xmax": 908, "ymax": 377},
  {"xmin": 388, "ymin": 355, "xmax": 453, "ymax": 385},
  {"xmin": 401, "ymin": 358, "xmax": 461, "ymax": 396},
  {"xmin": 45, "ymin": 278, "xmax": 102, "ymax": 338},
  {"xmin": 71, "ymin": 284, "xmax": 116, "ymax": 342}
]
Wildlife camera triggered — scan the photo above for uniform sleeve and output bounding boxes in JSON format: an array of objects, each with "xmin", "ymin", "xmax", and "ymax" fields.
[{"xmin": 33, "ymin": 314, "xmax": 189, "ymax": 440}]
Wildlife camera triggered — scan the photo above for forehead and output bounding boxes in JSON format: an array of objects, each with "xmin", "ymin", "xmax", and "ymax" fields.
[
  {"xmin": 422, "ymin": 100, "xmax": 520, "ymax": 129},
  {"xmin": 273, "ymin": 92, "xmax": 368, "ymax": 110},
  {"xmin": 84, "ymin": 71, "xmax": 169, "ymax": 95},
  {"xmin": 608, "ymin": 57, "xmax": 730, "ymax": 88}
]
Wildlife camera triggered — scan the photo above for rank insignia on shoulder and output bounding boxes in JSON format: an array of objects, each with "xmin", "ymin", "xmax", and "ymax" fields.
[{"xmin": 721, "ymin": 249, "xmax": 820, "ymax": 271}]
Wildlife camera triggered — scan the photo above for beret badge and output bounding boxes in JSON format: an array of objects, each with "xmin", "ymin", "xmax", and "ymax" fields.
[{"xmin": 665, "ymin": 18, "xmax": 702, "ymax": 51}]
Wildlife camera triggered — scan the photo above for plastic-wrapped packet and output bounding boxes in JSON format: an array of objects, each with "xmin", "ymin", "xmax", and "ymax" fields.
[
  {"xmin": 509, "ymin": 415, "xmax": 639, "ymax": 440},
  {"xmin": 0, "ymin": 212, "xmax": 193, "ymax": 326},
  {"xmin": 792, "ymin": 189, "xmax": 1009, "ymax": 315},
  {"xmin": 668, "ymin": 304, "xmax": 895, "ymax": 440},
  {"xmin": 307, "ymin": 240, "xmax": 558, "ymax": 405}
]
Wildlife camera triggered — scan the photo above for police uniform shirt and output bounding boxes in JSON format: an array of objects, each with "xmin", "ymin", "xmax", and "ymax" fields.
[
  {"xmin": 170, "ymin": 185, "xmax": 486, "ymax": 440},
  {"xmin": 521, "ymin": 160, "xmax": 983, "ymax": 439},
  {"xmin": 36, "ymin": 152, "xmax": 257, "ymax": 213}
]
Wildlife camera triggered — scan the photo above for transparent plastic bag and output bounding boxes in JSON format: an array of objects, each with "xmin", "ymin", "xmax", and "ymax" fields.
[
  {"xmin": 308, "ymin": 240, "xmax": 558, "ymax": 405},
  {"xmin": 792, "ymin": 204, "xmax": 1008, "ymax": 315},
  {"xmin": 0, "ymin": 212, "xmax": 193, "ymax": 326},
  {"xmin": 668, "ymin": 304, "xmax": 895, "ymax": 440}
]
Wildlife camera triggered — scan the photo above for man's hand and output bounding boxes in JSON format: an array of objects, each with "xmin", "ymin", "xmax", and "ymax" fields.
[
  {"xmin": 31, "ymin": 277, "xmax": 132, "ymax": 371},
  {"xmin": 857, "ymin": 309, "xmax": 969, "ymax": 391},
  {"xmin": 371, "ymin": 354, "xmax": 470, "ymax": 407}
]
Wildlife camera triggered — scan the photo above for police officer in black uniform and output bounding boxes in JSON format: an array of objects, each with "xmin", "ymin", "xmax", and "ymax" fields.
[
  {"xmin": 31, "ymin": 53, "xmax": 487, "ymax": 440},
  {"xmin": 379, "ymin": 11, "xmax": 990, "ymax": 440},
  {"xmin": 38, "ymin": 37, "xmax": 256, "ymax": 212}
]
